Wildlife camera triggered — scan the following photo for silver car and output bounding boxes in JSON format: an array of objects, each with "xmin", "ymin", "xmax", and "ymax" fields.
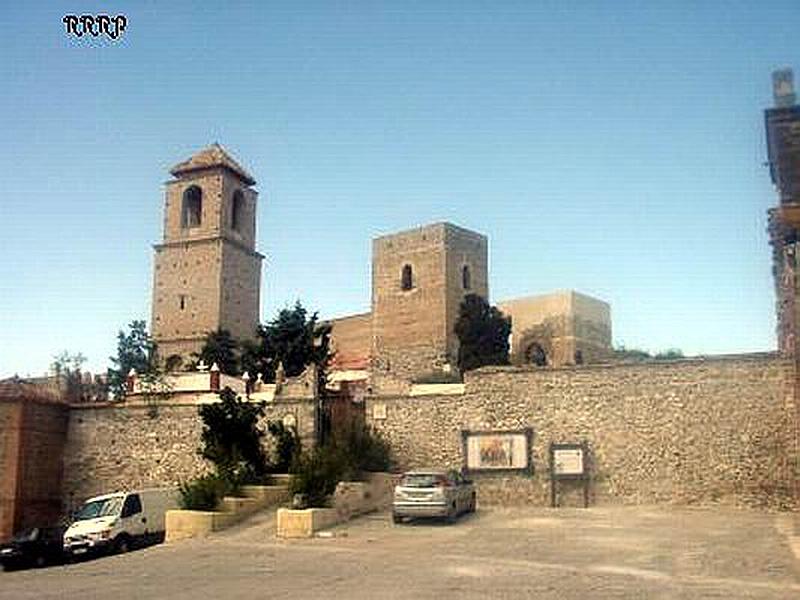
[{"xmin": 392, "ymin": 469, "xmax": 476, "ymax": 524}]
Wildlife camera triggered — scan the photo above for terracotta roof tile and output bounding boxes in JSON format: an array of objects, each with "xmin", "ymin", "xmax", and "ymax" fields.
[{"xmin": 170, "ymin": 143, "xmax": 256, "ymax": 185}]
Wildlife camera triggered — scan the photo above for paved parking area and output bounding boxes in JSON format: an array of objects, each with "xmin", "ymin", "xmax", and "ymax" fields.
[{"xmin": 2, "ymin": 505, "xmax": 799, "ymax": 599}]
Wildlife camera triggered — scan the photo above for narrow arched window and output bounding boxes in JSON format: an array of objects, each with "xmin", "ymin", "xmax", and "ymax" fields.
[
  {"xmin": 462, "ymin": 265, "xmax": 471, "ymax": 290},
  {"xmin": 181, "ymin": 186, "xmax": 202, "ymax": 228},
  {"xmin": 401, "ymin": 264, "xmax": 413, "ymax": 291},
  {"xmin": 231, "ymin": 189, "xmax": 245, "ymax": 232}
]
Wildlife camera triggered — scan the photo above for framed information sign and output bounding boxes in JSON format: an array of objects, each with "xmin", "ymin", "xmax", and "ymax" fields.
[
  {"xmin": 549, "ymin": 442, "xmax": 590, "ymax": 508},
  {"xmin": 461, "ymin": 428, "xmax": 534, "ymax": 475}
]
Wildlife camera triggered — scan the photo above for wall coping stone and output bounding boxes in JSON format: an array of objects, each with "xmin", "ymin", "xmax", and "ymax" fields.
[{"xmin": 469, "ymin": 352, "xmax": 784, "ymax": 378}]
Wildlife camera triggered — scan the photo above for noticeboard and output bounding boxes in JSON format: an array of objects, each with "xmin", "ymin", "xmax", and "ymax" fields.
[
  {"xmin": 549, "ymin": 442, "xmax": 590, "ymax": 508},
  {"xmin": 549, "ymin": 443, "xmax": 588, "ymax": 480}
]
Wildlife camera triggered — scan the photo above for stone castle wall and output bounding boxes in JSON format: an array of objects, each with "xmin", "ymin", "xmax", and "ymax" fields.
[
  {"xmin": 366, "ymin": 354, "xmax": 797, "ymax": 509},
  {"xmin": 59, "ymin": 353, "xmax": 798, "ymax": 511},
  {"xmin": 63, "ymin": 398, "xmax": 314, "ymax": 510}
]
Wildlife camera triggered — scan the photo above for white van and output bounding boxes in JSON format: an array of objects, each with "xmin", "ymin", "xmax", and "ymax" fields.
[{"xmin": 64, "ymin": 488, "xmax": 178, "ymax": 557}]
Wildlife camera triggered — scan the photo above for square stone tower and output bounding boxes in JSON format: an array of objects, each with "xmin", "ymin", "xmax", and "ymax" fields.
[
  {"xmin": 151, "ymin": 144, "xmax": 264, "ymax": 363},
  {"xmin": 766, "ymin": 69, "xmax": 800, "ymax": 357},
  {"xmin": 371, "ymin": 222, "xmax": 488, "ymax": 381}
]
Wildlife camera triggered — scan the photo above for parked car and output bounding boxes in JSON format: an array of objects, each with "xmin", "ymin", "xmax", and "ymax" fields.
[
  {"xmin": 0, "ymin": 526, "xmax": 65, "ymax": 571},
  {"xmin": 392, "ymin": 469, "xmax": 476, "ymax": 524},
  {"xmin": 63, "ymin": 488, "xmax": 178, "ymax": 558}
]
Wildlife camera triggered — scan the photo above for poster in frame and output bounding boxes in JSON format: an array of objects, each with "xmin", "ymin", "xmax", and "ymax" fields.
[{"xmin": 461, "ymin": 428, "xmax": 534, "ymax": 475}]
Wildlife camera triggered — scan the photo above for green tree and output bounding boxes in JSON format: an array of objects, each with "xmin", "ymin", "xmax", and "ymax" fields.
[
  {"xmin": 107, "ymin": 320, "xmax": 158, "ymax": 400},
  {"xmin": 454, "ymin": 294, "xmax": 511, "ymax": 372},
  {"xmin": 198, "ymin": 386, "xmax": 268, "ymax": 484},
  {"xmin": 193, "ymin": 328, "xmax": 240, "ymax": 375},
  {"xmin": 240, "ymin": 302, "xmax": 332, "ymax": 384}
]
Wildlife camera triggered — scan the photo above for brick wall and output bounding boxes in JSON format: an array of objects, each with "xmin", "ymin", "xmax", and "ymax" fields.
[
  {"xmin": 0, "ymin": 398, "xmax": 68, "ymax": 542},
  {"xmin": 366, "ymin": 354, "xmax": 798, "ymax": 509},
  {"xmin": 0, "ymin": 402, "xmax": 21, "ymax": 541},
  {"xmin": 328, "ymin": 312, "xmax": 372, "ymax": 368}
]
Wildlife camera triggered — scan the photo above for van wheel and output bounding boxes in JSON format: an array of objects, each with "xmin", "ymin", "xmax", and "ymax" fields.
[
  {"xmin": 115, "ymin": 535, "xmax": 131, "ymax": 554},
  {"xmin": 446, "ymin": 504, "xmax": 457, "ymax": 525}
]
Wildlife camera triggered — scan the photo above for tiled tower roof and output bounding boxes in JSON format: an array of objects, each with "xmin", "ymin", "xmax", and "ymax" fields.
[{"xmin": 170, "ymin": 143, "xmax": 256, "ymax": 185}]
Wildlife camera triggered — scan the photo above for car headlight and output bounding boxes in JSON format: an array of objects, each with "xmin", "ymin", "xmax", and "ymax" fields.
[{"xmin": 88, "ymin": 529, "xmax": 111, "ymax": 541}]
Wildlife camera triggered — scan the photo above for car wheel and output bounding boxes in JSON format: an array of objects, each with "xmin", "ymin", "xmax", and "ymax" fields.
[
  {"xmin": 392, "ymin": 513, "xmax": 402, "ymax": 525},
  {"xmin": 115, "ymin": 536, "xmax": 131, "ymax": 554},
  {"xmin": 446, "ymin": 504, "xmax": 457, "ymax": 525},
  {"xmin": 34, "ymin": 554, "xmax": 47, "ymax": 568}
]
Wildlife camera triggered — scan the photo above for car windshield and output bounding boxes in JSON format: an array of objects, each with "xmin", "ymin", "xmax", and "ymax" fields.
[
  {"xmin": 400, "ymin": 473, "xmax": 446, "ymax": 488},
  {"xmin": 11, "ymin": 528, "xmax": 38, "ymax": 542},
  {"xmin": 73, "ymin": 497, "xmax": 123, "ymax": 521}
]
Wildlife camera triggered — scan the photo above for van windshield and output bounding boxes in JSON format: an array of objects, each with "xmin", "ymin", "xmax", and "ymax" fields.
[{"xmin": 73, "ymin": 497, "xmax": 123, "ymax": 521}]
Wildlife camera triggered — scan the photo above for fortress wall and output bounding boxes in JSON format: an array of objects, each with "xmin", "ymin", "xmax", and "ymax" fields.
[
  {"xmin": 367, "ymin": 354, "xmax": 797, "ymax": 509},
  {"xmin": 63, "ymin": 398, "xmax": 315, "ymax": 509}
]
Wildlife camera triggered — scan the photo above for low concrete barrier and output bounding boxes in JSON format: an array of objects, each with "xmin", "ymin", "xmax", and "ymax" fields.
[
  {"xmin": 166, "ymin": 483, "xmax": 290, "ymax": 542},
  {"xmin": 276, "ymin": 472, "xmax": 394, "ymax": 538}
]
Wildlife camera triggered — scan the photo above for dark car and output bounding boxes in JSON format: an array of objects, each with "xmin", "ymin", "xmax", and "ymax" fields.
[{"xmin": 0, "ymin": 527, "xmax": 65, "ymax": 570}]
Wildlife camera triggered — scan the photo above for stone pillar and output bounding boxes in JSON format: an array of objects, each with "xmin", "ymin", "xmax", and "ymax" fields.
[
  {"xmin": 125, "ymin": 369, "xmax": 136, "ymax": 395},
  {"xmin": 210, "ymin": 363, "xmax": 220, "ymax": 392}
]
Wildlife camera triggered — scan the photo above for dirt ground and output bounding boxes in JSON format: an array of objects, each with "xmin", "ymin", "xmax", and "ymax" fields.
[{"xmin": 2, "ymin": 505, "xmax": 799, "ymax": 599}]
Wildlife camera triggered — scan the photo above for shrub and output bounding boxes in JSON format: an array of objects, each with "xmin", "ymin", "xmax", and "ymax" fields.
[
  {"xmin": 267, "ymin": 421, "xmax": 301, "ymax": 473},
  {"xmin": 179, "ymin": 474, "xmax": 235, "ymax": 511},
  {"xmin": 330, "ymin": 419, "xmax": 393, "ymax": 477},
  {"xmin": 288, "ymin": 448, "xmax": 346, "ymax": 508}
]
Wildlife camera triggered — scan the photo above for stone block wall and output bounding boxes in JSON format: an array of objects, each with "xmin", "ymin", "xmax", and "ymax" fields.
[
  {"xmin": 366, "ymin": 354, "xmax": 797, "ymax": 509},
  {"xmin": 371, "ymin": 222, "xmax": 488, "ymax": 385}
]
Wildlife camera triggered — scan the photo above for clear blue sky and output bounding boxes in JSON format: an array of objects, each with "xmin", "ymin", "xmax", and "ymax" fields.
[{"xmin": 1, "ymin": 1, "xmax": 797, "ymax": 378}]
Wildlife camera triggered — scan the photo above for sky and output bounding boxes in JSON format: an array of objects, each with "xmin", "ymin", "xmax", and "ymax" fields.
[{"xmin": 1, "ymin": 1, "xmax": 798, "ymax": 378}]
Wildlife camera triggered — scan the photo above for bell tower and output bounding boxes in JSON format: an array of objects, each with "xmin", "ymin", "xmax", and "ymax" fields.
[{"xmin": 150, "ymin": 144, "xmax": 264, "ymax": 364}]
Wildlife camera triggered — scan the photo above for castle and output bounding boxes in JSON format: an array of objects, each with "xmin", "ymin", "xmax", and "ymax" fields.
[
  {"xmin": 149, "ymin": 150, "xmax": 612, "ymax": 386},
  {"xmin": 3, "ymin": 73, "xmax": 799, "ymax": 543}
]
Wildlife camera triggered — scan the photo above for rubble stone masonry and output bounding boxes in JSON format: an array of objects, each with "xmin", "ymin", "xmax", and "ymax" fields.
[
  {"xmin": 367, "ymin": 354, "xmax": 798, "ymax": 509},
  {"xmin": 63, "ymin": 399, "xmax": 314, "ymax": 508}
]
